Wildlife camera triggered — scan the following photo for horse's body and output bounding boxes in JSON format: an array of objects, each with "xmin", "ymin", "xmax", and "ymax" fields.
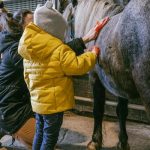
[{"xmin": 62, "ymin": 0, "xmax": 150, "ymax": 149}]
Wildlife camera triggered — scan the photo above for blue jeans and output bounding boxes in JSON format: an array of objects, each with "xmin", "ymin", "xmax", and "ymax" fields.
[{"xmin": 32, "ymin": 112, "xmax": 64, "ymax": 150}]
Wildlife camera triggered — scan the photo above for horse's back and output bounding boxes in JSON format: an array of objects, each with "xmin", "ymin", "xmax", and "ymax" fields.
[{"xmin": 97, "ymin": 0, "xmax": 150, "ymax": 99}]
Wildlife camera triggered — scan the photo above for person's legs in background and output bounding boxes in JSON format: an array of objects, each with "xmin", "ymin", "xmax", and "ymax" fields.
[{"xmin": 13, "ymin": 118, "xmax": 36, "ymax": 150}]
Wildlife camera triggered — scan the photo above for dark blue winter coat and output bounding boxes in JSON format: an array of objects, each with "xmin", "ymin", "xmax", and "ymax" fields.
[{"xmin": 0, "ymin": 30, "xmax": 34, "ymax": 134}]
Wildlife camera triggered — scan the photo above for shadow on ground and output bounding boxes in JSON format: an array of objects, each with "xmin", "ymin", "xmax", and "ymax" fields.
[
  {"xmin": 0, "ymin": 147, "xmax": 26, "ymax": 150},
  {"xmin": 57, "ymin": 128, "xmax": 117, "ymax": 150},
  {"xmin": 57, "ymin": 144, "xmax": 118, "ymax": 150},
  {"xmin": 1, "ymin": 125, "xmax": 150, "ymax": 150},
  {"xmin": 58, "ymin": 128, "xmax": 87, "ymax": 144}
]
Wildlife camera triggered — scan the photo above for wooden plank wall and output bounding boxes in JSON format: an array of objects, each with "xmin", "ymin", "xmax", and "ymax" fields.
[{"xmin": 73, "ymin": 74, "xmax": 148, "ymax": 123}]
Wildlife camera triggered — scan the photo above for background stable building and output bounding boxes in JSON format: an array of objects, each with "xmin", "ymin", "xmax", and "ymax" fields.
[{"xmin": 3, "ymin": 0, "xmax": 47, "ymax": 12}]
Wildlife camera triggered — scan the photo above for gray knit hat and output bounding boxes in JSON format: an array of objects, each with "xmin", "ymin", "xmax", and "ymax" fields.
[{"xmin": 34, "ymin": 0, "xmax": 68, "ymax": 41}]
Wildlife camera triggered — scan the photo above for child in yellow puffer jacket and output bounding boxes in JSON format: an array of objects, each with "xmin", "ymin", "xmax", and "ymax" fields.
[{"xmin": 18, "ymin": 1, "xmax": 108, "ymax": 149}]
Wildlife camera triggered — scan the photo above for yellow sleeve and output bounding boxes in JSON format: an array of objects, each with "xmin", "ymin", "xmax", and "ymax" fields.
[
  {"xmin": 23, "ymin": 60, "xmax": 30, "ymax": 89},
  {"xmin": 60, "ymin": 45, "xmax": 97, "ymax": 75}
]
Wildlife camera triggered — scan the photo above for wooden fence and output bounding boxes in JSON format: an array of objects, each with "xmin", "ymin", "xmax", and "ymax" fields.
[{"xmin": 73, "ymin": 74, "xmax": 148, "ymax": 123}]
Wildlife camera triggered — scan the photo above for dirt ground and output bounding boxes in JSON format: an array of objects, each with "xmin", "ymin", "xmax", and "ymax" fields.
[
  {"xmin": 58, "ymin": 112, "xmax": 150, "ymax": 150},
  {"xmin": 0, "ymin": 112, "xmax": 150, "ymax": 150}
]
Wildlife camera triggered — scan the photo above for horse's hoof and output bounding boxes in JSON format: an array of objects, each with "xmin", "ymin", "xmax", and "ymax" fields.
[
  {"xmin": 87, "ymin": 141, "xmax": 102, "ymax": 150},
  {"xmin": 116, "ymin": 142, "xmax": 130, "ymax": 150}
]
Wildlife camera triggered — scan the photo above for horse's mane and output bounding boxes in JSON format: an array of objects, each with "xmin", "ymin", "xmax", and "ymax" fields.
[
  {"xmin": 74, "ymin": 0, "xmax": 123, "ymax": 39},
  {"xmin": 63, "ymin": 0, "xmax": 124, "ymax": 44}
]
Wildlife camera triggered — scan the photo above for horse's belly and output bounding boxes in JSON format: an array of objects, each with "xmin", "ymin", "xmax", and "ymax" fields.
[
  {"xmin": 95, "ymin": 63, "xmax": 139, "ymax": 99},
  {"xmin": 97, "ymin": 46, "xmax": 140, "ymax": 99}
]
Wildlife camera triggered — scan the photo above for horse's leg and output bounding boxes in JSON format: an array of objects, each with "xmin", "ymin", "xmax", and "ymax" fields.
[
  {"xmin": 116, "ymin": 97, "xmax": 130, "ymax": 150},
  {"xmin": 87, "ymin": 72, "xmax": 105, "ymax": 150}
]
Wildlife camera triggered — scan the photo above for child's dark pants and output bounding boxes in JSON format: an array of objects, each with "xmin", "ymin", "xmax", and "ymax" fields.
[{"xmin": 32, "ymin": 112, "xmax": 64, "ymax": 150}]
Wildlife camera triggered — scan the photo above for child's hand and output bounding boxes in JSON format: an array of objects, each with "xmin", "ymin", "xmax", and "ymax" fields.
[{"xmin": 91, "ymin": 46, "xmax": 100, "ymax": 56}]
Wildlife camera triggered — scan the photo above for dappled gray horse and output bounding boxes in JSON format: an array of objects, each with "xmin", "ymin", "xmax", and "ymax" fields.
[{"xmin": 61, "ymin": 0, "xmax": 150, "ymax": 150}]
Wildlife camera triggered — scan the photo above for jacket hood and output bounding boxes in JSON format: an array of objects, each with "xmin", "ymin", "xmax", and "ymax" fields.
[
  {"xmin": 0, "ymin": 30, "xmax": 22, "ymax": 53},
  {"xmin": 18, "ymin": 23, "xmax": 63, "ymax": 61}
]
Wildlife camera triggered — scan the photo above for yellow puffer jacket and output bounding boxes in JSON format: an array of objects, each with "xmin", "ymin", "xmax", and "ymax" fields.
[{"xmin": 18, "ymin": 23, "xmax": 97, "ymax": 114}]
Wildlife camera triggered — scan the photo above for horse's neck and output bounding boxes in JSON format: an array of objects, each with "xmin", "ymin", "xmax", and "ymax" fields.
[{"xmin": 63, "ymin": 0, "xmax": 124, "ymax": 44}]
